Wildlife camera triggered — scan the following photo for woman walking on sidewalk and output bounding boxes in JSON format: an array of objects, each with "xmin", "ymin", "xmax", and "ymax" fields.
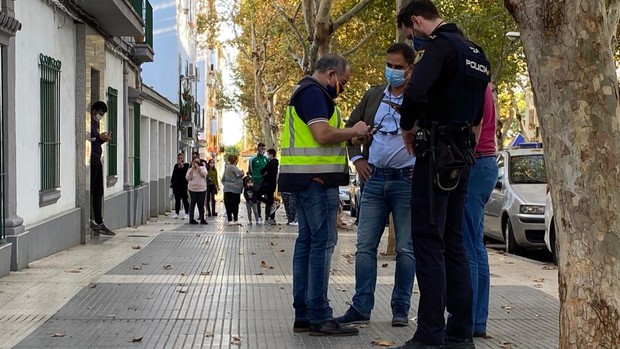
[
  {"xmin": 222, "ymin": 154, "xmax": 244, "ymax": 225},
  {"xmin": 206, "ymin": 159, "xmax": 220, "ymax": 217},
  {"xmin": 185, "ymin": 157, "xmax": 209, "ymax": 225},
  {"xmin": 170, "ymin": 153, "xmax": 190, "ymax": 219}
]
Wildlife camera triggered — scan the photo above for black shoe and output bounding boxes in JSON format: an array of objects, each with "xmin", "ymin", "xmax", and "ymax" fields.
[
  {"xmin": 200, "ymin": 220, "xmax": 208, "ymax": 225},
  {"xmin": 395, "ymin": 338, "xmax": 443, "ymax": 349},
  {"xmin": 98, "ymin": 224, "xmax": 116, "ymax": 236},
  {"xmin": 207, "ymin": 213, "xmax": 212, "ymax": 217},
  {"xmin": 473, "ymin": 332, "xmax": 486, "ymax": 338},
  {"xmin": 308, "ymin": 319, "xmax": 359, "ymax": 337},
  {"xmin": 445, "ymin": 337, "xmax": 475, "ymax": 349},
  {"xmin": 334, "ymin": 307, "xmax": 370, "ymax": 325},
  {"xmin": 189, "ymin": 220, "xmax": 199, "ymax": 225},
  {"xmin": 391, "ymin": 305, "xmax": 409, "ymax": 327},
  {"xmin": 292, "ymin": 320, "xmax": 309, "ymax": 333}
]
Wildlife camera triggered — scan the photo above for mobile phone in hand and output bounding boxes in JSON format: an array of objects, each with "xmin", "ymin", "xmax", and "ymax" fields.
[{"xmin": 382, "ymin": 99, "xmax": 400, "ymax": 108}]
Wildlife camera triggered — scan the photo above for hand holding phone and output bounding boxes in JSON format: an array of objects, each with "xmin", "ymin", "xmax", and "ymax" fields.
[
  {"xmin": 382, "ymin": 99, "xmax": 400, "ymax": 110},
  {"xmin": 370, "ymin": 125, "xmax": 383, "ymax": 134}
]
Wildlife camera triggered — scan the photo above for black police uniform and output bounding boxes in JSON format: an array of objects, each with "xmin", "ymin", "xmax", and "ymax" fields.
[{"xmin": 399, "ymin": 23, "xmax": 490, "ymax": 346}]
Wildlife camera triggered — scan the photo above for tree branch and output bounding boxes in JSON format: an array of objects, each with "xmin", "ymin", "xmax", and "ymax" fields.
[
  {"xmin": 332, "ymin": 0, "xmax": 373, "ymax": 32},
  {"xmin": 341, "ymin": 27, "xmax": 378, "ymax": 56},
  {"xmin": 273, "ymin": 3, "xmax": 308, "ymax": 57},
  {"xmin": 302, "ymin": 0, "xmax": 315, "ymax": 42},
  {"xmin": 607, "ymin": 0, "xmax": 620, "ymax": 41}
]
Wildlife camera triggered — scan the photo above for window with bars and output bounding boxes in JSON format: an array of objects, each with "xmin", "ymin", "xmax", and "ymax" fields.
[
  {"xmin": 107, "ymin": 87, "xmax": 118, "ymax": 177},
  {"xmin": 39, "ymin": 54, "xmax": 61, "ymax": 192}
]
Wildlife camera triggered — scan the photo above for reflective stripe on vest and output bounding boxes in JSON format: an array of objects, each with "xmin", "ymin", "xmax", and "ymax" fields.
[{"xmin": 280, "ymin": 103, "xmax": 347, "ymax": 175}]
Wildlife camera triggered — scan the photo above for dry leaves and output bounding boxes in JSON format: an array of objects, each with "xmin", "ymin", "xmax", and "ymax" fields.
[
  {"xmin": 131, "ymin": 245, "xmax": 141, "ymax": 250},
  {"xmin": 336, "ymin": 287, "xmax": 348, "ymax": 292},
  {"xmin": 255, "ymin": 272, "xmax": 264, "ymax": 275},
  {"xmin": 250, "ymin": 252, "xmax": 256, "ymax": 255},
  {"xmin": 205, "ymin": 331, "xmax": 213, "ymax": 337},
  {"xmin": 270, "ymin": 242, "xmax": 278, "ymax": 246},
  {"xmin": 130, "ymin": 266, "xmax": 142, "ymax": 270},
  {"xmin": 64, "ymin": 268, "xmax": 83, "ymax": 273},
  {"xmin": 51, "ymin": 333, "xmax": 66, "ymax": 337},
  {"xmin": 181, "ymin": 272, "xmax": 187, "ymax": 276},
  {"xmin": 500, "ymin": 341, "xmax": 513, "ymax": 348},
  {"xmin": 381, "ymin": 263, "xmax": 389, "ymax": 268},
  {"xmin": 501, "ymin": 304, "xmax": 513, "ymax": 311},
  {"xmin": 163, "ymin": 265, "xmax": 172, "ymax": 270},
  {"xmin": 200, "ymin": 271, "xmax": 212, "ymax": 276},
  {"xmin": 130, "ymin": 337, "xmax": 143, "ymax": 342},
  {"xmin": 88, "ymin": 283, "xmax": 97, "ymax": 288},
  {"xmin": 371, "ymin": 338, "xmax": 395, "ymax": 347},
  {"xmin": 534, "ymin": 284, "xmax": 543, "ymax": 288},
  {"xmin": 533, "ymin": 278, "xmax": 545, "ymax": 283},
  {"xmin": 231, "ymin": 335, "xmax": 241, "ymax": 345},
  {"xmin": 260, "ymin": 261, "xmax": 270, "ymax": 269},
  {"xmin": 279, "ymin": 249, "xmax": 285, "ymax": 253},
  {"xmin": 178, "ymin": 288, "xmax": 189, "ymax": 294}
]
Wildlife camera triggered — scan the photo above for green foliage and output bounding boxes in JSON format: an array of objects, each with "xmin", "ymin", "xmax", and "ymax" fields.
[{"xmin": 224, "ymin": 145, "xmax": 240, "ymax": 160}]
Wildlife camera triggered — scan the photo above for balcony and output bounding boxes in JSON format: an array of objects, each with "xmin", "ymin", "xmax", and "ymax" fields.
[
  {"xmin": 76, "ymin": 0, "xmax": 144, "ymax": 37},
  {"xmin": 131, "ymin": 0, "xmax": 154, "ymax": 64}
]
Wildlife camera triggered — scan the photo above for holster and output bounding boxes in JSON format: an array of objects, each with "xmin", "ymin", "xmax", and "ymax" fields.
[{"xmin": 431, "ymin": 124, "xmax": 475, "ymax": 193}]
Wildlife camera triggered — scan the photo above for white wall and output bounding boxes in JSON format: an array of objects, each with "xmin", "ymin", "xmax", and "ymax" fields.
[
  {"xmin": 15, "ymin": 0, "xmax": 77, "ymax": 225},
  {"xmin": 140, "ymin": 100, "xmax": 178, "ymax": 183},
  {"xmin": 104, "ymin": 50, "xmax": 126, "ymax": 195}
]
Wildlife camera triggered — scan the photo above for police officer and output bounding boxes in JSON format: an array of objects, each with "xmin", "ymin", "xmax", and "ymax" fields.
[{"xmin": 394, "ymin": 1, "xmax": 490, "ymax": 349}]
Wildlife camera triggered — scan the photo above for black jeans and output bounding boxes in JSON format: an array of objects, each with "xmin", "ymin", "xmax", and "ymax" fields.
[
  {"xmin": 281, "ymin": 192, "xmax": 297, "ymax": 223},
  {"xmin": 189, "ymin": 190, "xmax": 206, "ymax": 222},
  {"xmin": 410, "ymin": 156, "xmax": 473, "ymax": 345},
  {"xmin": 206, "ymin": 184, "xmax": 217, "ymax": 215},
  {"xmin": 173, "ymin": 187, "xmax": 189, "ymax": 214},
  {"xmin": 223, "ymin": 192, "xmax": 241, "ymax": 222},
  {"xmin": 257, "ymin": 185, "xmax": 276, "ymax": 219},
  {"xmin": 90, "ymin": 155, "xmax": 104, "ymax": 224}
]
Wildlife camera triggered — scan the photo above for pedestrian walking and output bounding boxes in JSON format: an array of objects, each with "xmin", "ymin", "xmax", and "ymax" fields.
[
  {"xmin": 185, "ymin": 157, "xmax": 208, "ymax": 225},
  {"xmin": 279, "ymin": 53, "xmax": 370, "ymax": 337},
  {"xmin": 89, "ymin": 101, "xmax": 115, "ymax": 236},
  {"xmin": 170, "ymin": 152, "xmax": 190, "ymax": 219},
  {"xmin": 462, "ymin": 84, "xmax": 498, "ymax": 338},
  {"xmin": 335, "ymin": 43, "xmax": 417, "ymax": 328},
  {"xmin": 248, "ymin": 142, "xmax": 268, "ymax": 224},
  {"xmin": 257, "ymin": 148, "xmax": 280, "ymax": 224},
  {"xmin": 394, "ymin": 1, "xmax": 491, "ymax": 348},
  {"xmin": 243, "ymin": 176, "xmax": 259, "ymax": 225},
  {"xmin": 206, "ymin": 159, "xmax": 219, "ymax": 217},
  {"xmin": 221, "ymin": 154, "xmax": 244, "ymax": 225}
]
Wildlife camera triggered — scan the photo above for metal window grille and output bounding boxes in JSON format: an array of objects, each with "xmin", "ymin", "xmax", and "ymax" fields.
[
  {"xmin": 146, "ymin": 1, "xmax": 153, "ymax": 49},
  {"xmin": 39, "ymin": 54, "xmax": 61, "ymax": 191},
  {"xmin": 107, "ymin": 87, "xmax": 118, "ymax": 177},
  {"xmin": 133, "ymin": 103, "xmax": 141, "ymax": 186}
]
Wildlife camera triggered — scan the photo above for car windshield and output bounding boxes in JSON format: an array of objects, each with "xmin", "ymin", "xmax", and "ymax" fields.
[{"xmin": 509, "ymin": 154, "xmax": 547, "ymax": 184}]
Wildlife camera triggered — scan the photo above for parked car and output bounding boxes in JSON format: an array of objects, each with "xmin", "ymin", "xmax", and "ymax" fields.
[
  {"xmin": 348, "ymin": 174, "xmax": 362, "ymax": 217},
  {"xmin": 544, "ymin": 189, "xmax": 558, "ymax": 265},
  {"xmin": 339, "ymin": 186, "xmax": 351, "ymax": 210},
  {"xmin": 483, "ymin": 147, "xmax": 548, "ymax": 255}
]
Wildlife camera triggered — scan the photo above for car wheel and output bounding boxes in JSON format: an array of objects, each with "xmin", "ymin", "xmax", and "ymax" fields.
[
  {"xmin": 550, "ymin": 221, "xmax": 558, "ymax": 265},
  {"xmin": 350, "ymin": 202, "xmax": 357, "ymax": 218},
  {"xmin": 504, "ymin": 218, "xmax": 523, "ymax": 255}
]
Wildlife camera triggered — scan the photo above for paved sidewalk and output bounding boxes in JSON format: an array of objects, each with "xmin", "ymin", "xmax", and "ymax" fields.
[{"xmin": 1, "ymin": 207, "xmax": 559, "ymax": 348}]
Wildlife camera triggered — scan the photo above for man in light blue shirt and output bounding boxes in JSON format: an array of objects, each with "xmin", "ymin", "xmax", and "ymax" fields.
[{"xmin": 336, "ymin": 43, "xmax": 416, "ymax": 327}]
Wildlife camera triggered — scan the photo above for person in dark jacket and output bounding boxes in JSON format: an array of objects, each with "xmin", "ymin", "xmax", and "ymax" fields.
[
  {"xmin": 90, "ymin": 101, "xmax": 115, "ymax": 236},
  {"xmin": 257, "ymin": 148, "xmax": 280, "ymax": 224},
  {"xmin": 170, "ymin": 152, "xmax": 190, "ymax": 219}
]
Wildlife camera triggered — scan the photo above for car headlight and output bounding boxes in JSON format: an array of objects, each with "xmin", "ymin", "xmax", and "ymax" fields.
[{"xmin": 519, "ymin": 205, "xmax": 545, "ymax": 214}]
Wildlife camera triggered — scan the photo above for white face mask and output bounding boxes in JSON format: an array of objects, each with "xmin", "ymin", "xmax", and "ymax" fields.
[{"xmin": 94, "ymin": 114, "xmax": 103, "ymax": 122}]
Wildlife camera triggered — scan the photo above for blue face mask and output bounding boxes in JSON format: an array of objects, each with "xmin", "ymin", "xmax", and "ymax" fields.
[{"xmin": 385, "ymin": 66, "xmax": 408, "ymax": 87}]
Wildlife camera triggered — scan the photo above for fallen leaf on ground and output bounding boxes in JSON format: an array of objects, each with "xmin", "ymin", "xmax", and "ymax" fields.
[
  {"xmin": 130, "ymin": 337, "xmax": 143, "ymax": 342},
  {"xmin": 542, "ymin": 265, "xmax": 556, "ymax": 270},
  {"xmin": 181, "ymin": 273, "xmax": 187, "ymax": 276},
  {"xmin": 239, "ymin": 252, "xmax": 243, "ymax": 255},
  {"xmin": 200, "ymin": 271, "xmax": 212, "ymax": 276},
  {"xmin": 371, "ymin": 338, "xmax": 395, "ymax": 347},
  {"xmin": 179, "ymin": 283, "xmax": 187, "ymax": 286},
  {"xmin": 205, "ymin": 331, "xmax": 213, "ymax": 337},
  {"xmin": 231, "ymin": 335, "xmax": 241, "ymax": 345},
  {"xmin": 533, "ymin": 278, "xmax": 544, "ymax": 282},
  {"xmin": 178, "ymin": 288, "xmax": 189, "ymax": 293},
  {"xmin": 142, "ymin": 263, "xmax": 149, "ymax": 265},
  {"xmin": 381, "ymin": 263, "xmax": 389, "ymax": 268},
  {"xmin": 131, "ymin": 245, "xmax": 141, "ymax": 250},
  {"xmin": 130, "ymin": 266, "xmax": 141, "ymax": 270},
  {"xmin": 534, "ymin": 284, "xmax": 543, "ymax": 288},
  {"xmin": 163, "ymin": 265, "xmax": 172, "ymax": 270},
  {"xmin": 260, "ymin": 261, "xmax": 269, "ymax": 269},
  {"xmin": 64, "ymin": 268, "xmax": 82, "ymax": 273},
  {"xmin": 107, "ymin": 314, "xmax": 117, "ymax": 318},
  {"xmin": 500, "ymin": 341, "xmax": 512, "ymax": 348},
  {"xmin": 270, "ymin": 242, "xmax": 277, "ymax": 246},
  {"xmin": 337, "ymin": 287, "xmax": 348, "ymax": 292},
  {"xmin": 359, "ymin": 324, "xmax": 369, "ymax": 328},
  {"xmin": 51, "ymin": 333, "xmax": 65, "ymax": 337},
  {"xmin": 504, "ymin": 261, "xmax": 515, "ymax": 264},
  {"xmin": 205, "ymin": 240, "xmax": 210, "ymax": 244},
  {"xmin": 160, "ymin": 229, "xmax": 164, "ymax": 231},
  {"xmin": 250, "ymin": 252, "xmax": 256, "ymax": 255},
  {"xmin": 279, "ymin": 249, "xmax": 285, "ymax": 253},
  {"xmin": 501, "ymin": 304, "xmax": 513, "ymax": 310},
  {"xmin": 255, "ymin": 272, "xmax": 264, "ymax": 275},
  {"xmin": 88, "ymin": 283, "xmax": 97, "ymax": 288}
]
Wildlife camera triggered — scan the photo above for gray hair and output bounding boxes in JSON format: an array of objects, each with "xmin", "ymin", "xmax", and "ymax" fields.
[{"xmin": 315, "ymin": 54, "xmax": 349, "ymax": 74}]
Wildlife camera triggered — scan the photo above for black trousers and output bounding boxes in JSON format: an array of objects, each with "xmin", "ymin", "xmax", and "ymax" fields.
[
  {"xmin": 90, "ymin": 155, "xmax": 104, "ymax": 224},
  {"xmin": 410, "ymin": 156, "xmax": 473, "ymax": 345},
  {"xmin": 206, "ymin": 184, "xmax": 217, "ymax": 215},
  {"xmin": 189, "ymin": 190, "xmax": 206, "ymax": 222},
  {"xmin": 173, "ymin": 187, "xmax": 189, "ymax": 214},
  {"xmin": 223, "ymin": 192, "xmax": 241, "ymax": 221},
  {"xmin": 257, "ymin": 184, "xmax": 276, "ymax": 219}
]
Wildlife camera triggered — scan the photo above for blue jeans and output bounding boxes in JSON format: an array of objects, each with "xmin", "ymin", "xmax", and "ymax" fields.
[
  {"xmin": 462, "ymin": 156, "xmax": 498, "ymax": 334},
  {"xmin": 292, "ymin": 181, "xmax": 339, "ymax": 324},
  {"xmin": 351, "ymin": 166, "xmax": 415, "ymax": 317}
]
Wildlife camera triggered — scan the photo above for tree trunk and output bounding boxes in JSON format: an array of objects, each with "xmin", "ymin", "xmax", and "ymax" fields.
[{"xmin": 505, "ymin": 1, "xmax": 620, "ymax": 347}]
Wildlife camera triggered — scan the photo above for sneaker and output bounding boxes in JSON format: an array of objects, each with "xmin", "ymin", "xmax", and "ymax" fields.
[
  {"xmin": 269, "ymin": 203, "xmax": 281, "ymax": 215},
  {"xmin": 473, "ymin": 332, "xmax": 487, "ymax": 338},
  {"xmin": 269, "ymin": 219, "xmax": 277, "ymax": 225},
  {"xmin": 293, "ymin": 320, "xmax": 309, "ymax": 333},
  {"xmin": 179, "ymin": 212, "xmax": 187, "ymax": 220},
  {"xmin": 334, "ymin": 307, "xmax": 370, "ymax": 325},
  {"xmin": 444, "ymin": 337, "xmax": 475, "ymax": 349},
  {"xmin": 394, "ymin": 338, "xmax": 443, "ymax": 349},
  {"xmin": 234, "ymin": 220, "xmax": 240, "ymax": 225},
  {"xmin": 227, "ymin": 221, "xmax": 235, "ymax": 226},
  {"xmin": 257, "ymin": 218, "xmax": 263, "ymax": 225},
  {"xmin": 308, "ymin": 319, "xmax": 359, "ymax": 337},
  {"xmin": 98, "ymin": 223, "xmax": 116, "ymax": 236},
  {"xmin": 289, "ymin": 221, "xmax": 298, "ymax": 226},
  {"xmin": 189, "ymin": 220, "xmax": 199, "ymax": 225},
  {"xmin": 391, "ymin": 305, "xmax": 409, "ymax": 327},
  {"xmin": 90, "ymin": 220, "xmax": 102, "ymax": 230},
  {"xmin": 200, "ymin": 220, "xmax": 208, "ymax": 225},
  {"xmin": 170, "ymin": 212, "xmax": 178, "ymax": 219}
]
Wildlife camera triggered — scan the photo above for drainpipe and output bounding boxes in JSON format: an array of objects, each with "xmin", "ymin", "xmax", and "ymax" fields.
[{"xmin": 122, "ymin": 60, "xmax": 131, "ymax": 226}]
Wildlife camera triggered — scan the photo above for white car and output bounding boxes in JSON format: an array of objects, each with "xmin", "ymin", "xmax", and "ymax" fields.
[{"xmin": 544, "ymin": 190, "xmax": 558, "ymax": 265}]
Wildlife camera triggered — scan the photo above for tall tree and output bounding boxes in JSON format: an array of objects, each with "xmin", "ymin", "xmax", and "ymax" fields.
[{"xmin": 504, "ymin": 1, "xmax": 620, "ymax": 347}]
